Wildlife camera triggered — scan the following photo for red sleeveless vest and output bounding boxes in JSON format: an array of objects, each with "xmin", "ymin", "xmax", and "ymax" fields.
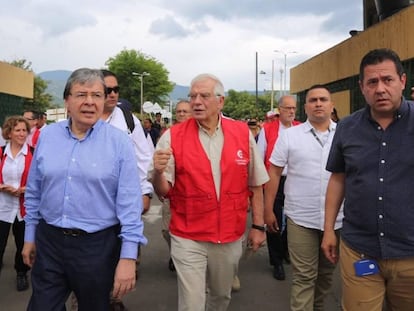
[
  {"xmin": 168, "ymin": 118, "xmax": 250, "ymax": 243},
  {"xmin": 263, "ymin": 119, "xmax": 301, "ymax": 170}
]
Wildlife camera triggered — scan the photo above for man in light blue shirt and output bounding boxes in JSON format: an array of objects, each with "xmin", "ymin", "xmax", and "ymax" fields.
[{"xmin": 22, "ymin": 68, "xmax": 147, "ymax": 311}]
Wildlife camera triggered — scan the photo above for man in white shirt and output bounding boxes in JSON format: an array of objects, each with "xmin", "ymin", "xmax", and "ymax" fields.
[
  {"xmin": 257, "ymin": 96, "xmax": 300, "ymax": 280},
  {"xmin": 101, "ymin": 70, "xmax": 154, "ymax": 211},
  {"xmin": 264, "ymin": 85, "xmax": 343, "ymax": 311}
]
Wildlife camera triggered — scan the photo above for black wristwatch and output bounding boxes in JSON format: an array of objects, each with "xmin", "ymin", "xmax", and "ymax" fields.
[
  {"xmin": 251, "ymin": 224, "xmax": 267, "ymax": 232},
  {"xmin": 144, "ymin": 193, "xmax": 153, "ymax": 199}
]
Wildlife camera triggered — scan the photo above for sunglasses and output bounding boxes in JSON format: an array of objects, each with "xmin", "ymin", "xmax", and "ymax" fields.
[{"xmin": 107, "ymin": 86, "xmax": 120, "ymax": 94}]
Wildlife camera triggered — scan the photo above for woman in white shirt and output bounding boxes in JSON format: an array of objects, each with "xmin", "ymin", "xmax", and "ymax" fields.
[{"xmin": 0, "ymin": 116, "xmax": 33, "ymax": 291}]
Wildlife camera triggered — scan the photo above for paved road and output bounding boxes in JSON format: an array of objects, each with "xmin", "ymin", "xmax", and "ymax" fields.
[{"xmin": 0, "ymin": 199, "xmax": 342, "ymax": 310}]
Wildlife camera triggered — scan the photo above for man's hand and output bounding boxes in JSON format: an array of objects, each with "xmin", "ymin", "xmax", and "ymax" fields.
[
  {"xmin": 153, "ymin": 149, "xmax": 172, "ymax": 174},
  {"xmin": 112, "ymin": 258, "xmax": 136, "ymax": 299},
  {"xmin": 22, "ymin": 242, "xmax": 36, "ymax": 267},
  {"xmin": 264, "ymin": 209, "xmax": 279, "ymax": 233},
  {"xmin": 321, "ymin": 230, "xmax": 339, "ymax": 264},
  {"xmin": 246, "ymin": 229, "xmax": 266, "ymax": 252},
  {"xmin": 141, "ymin": 195, "xmax": 151, "ymax": 214}
]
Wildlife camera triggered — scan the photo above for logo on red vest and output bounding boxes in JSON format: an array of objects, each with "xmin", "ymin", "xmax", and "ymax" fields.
[{"xmin": 235, "ymin": 149, "xmax": 248, "ymax": 166}]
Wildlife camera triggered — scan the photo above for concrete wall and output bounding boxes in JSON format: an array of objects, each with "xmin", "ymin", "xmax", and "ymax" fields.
[
  {"xmin": 0, "ymin": 61, "xmax": 34, "ymax": 99},
  {"xmin": 291, "ymin": 4, "xmax": 414, "ymax": 94}
]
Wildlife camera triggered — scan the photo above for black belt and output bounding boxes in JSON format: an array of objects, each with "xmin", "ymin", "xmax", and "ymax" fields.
[
  {"xmin": 61, "ymin": 228, "xmax": 88, "ymax": 237},
  {"xmin": 41, "ymin": 220, "xmax": 89, "ymax": 237}
]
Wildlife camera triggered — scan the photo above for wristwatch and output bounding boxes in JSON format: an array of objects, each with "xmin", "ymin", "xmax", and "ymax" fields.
[{"xmin": 251, "ymin": 224, "xmax": 267, "ymax": 232}]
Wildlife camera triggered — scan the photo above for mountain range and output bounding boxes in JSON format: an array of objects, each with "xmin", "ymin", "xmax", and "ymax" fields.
[{"xmin": 38, "ymin": 70, "xmax": 189, "ymax": 107}]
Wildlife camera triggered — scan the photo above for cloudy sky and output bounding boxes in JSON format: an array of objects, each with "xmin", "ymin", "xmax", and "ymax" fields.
[{"xmin": 1, "ymin": 0, "xmax": 363, "ymax": 91}]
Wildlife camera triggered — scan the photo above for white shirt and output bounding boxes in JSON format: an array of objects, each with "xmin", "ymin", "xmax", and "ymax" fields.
[
  {"xmin": 0, "ymin": 144, "xmax": 28, "ymax": 223},
  {"xmin": 105, "ymin": 106, "xmax": 154, "ymax": 195},
  {"xmin": 269, "ymin": 120, "xmax": 343, "ymax": 230}
]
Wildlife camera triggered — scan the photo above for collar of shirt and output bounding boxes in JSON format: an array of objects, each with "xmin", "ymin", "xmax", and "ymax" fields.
[
  {"xmin": 196, "ymin": 115, "xmax": 222, "ymax": 136},
  {"xmin": 302, "ymin": 119, "xmax": 337, "ymax": 134},
  {"xmin": 65, "ymin": 118, "xmax": 103, "ymax": 140},
  {"xmin": 4, "ymin": 143, "xmax": 28, "ymax": 158}
]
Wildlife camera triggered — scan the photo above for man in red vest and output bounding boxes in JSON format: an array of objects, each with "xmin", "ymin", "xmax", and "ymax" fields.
[
  {"xmin": 257, "ymin": 95, "xmax": 301, "ymax": 280},
  {"xmin": 23, "ymin": 110, "xmax": 40, "ymax": 148},
  {"xmin": 150, "ymin": 73, "xmax": 269, "ymax": 311}
]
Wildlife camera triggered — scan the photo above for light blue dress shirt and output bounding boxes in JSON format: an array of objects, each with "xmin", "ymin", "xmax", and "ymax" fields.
[{"xmin": 24, "ymin": 119, "xmax": 147, "ymax": 259}]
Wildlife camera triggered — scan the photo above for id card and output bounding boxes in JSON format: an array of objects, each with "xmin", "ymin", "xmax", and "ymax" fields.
[{"xmin": 353, "ymin": 259, "xmax": 379, "ymax": 277}]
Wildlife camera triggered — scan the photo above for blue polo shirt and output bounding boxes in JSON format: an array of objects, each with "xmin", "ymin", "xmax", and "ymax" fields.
[{"xmin": 327, "ymin": 98, "xmax": 414, "ymax": 259}]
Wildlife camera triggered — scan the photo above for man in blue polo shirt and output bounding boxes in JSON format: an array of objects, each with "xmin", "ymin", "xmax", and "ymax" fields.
[{"xmin": 322, "ymin": 48, "xmax": 414, "ymax": 310}]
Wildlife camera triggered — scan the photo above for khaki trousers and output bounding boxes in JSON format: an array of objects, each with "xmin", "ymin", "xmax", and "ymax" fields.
[
  {"xmin": 171, "ymin": 234, "xmax": 242, "ymax": 311},
  {"xmin": 287, "ymin": 218, "xmax": 338, "ymax": 311},
  {"xmin": 340, "ymin": 239, "xmax": 414, "ymax": 311}
]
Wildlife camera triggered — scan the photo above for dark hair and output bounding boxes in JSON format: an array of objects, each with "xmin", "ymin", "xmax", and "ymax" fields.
[
  {"xmin": 359, "ymin": 48, "xmax": 404, "ymax": 81},
  {"xmin": 306, "ymin": 84, "xmax": 331, "ymax": 101},
  {"xmin": 23, "ymin": 110, "xmax": 40, "ymax": 120},
  {"xmin": 307, "ymin": 84, "xmax": 330, "ymax": 93},
  {"xmin": 63, "ymin": 68, "xmax": 106, "ymax": 99},
  {"xmin": 101, "ymin": 69, "xmax": 117, "ymax": 79},
  {"xmin": 2, "ymin": 116, "xmax": 30, "ymax": 140}
]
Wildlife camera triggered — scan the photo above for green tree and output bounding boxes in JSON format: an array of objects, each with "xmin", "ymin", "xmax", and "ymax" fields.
[
  {"xmin": 9, "ymin": 59, "xmax": 53, "ymax": 112},
  {"xmin": 105, "ymin": 49, "xmax": 174, "ymax": 114},
  {"xmin": 223, "ymin": 90, "xmax": 271, "ymax": 120}
]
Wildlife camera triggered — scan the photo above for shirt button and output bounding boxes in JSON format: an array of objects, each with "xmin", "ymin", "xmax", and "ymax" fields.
[
  {"xmin": 72, "ymin": 158, "xmax": 76, "ymax": 162},
  {"xmin": 68, "ymin": 176, "xmax": 72, "ymax": 180},
  {"xmin": 377, "ymin": 126, "xmax": 382, "ymax": 130},
  {"xmin": 65, "ymin": 196, "xmax": 69, "ymax": 200},
  {"xmin": 380, "ymin": 160, "xmax": 385, "ymax": 164},
  {"xmin": 380, "ymin": 232, "xmax": 384, "ymax": 237},
  {"xmin": 378, "ymin": 196, "xmax": 383, "ymax": 201},
  {"xmin": 379, "ymin": 214, "xmax": 383, "ymax": 219},
  {"xmin": 379, "ymin": 178, "xmax": 384, "ymax": 182},
  {"xmin": 382, "ymin": 142, "xmax": 386, "ymax": 146}
]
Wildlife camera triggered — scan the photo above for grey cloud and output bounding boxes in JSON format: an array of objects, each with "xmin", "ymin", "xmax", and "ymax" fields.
[
  {"xmin": 149, "ymin": 15, "xmax": 209, "ymax": 39},
  {"xmin": 30, "ymin": 3, "xmax": 97, "ymax": 37},
  {"xmin": 156, "ymin": 0, "xmax": 363, "ymax": 33},
  {"xmin": 157, "ymin": 0, "xmax": 362, "ymax": 19},
  {"xmin": 2, "ymin": 2, "xmax": 97, "ymax": 37}
]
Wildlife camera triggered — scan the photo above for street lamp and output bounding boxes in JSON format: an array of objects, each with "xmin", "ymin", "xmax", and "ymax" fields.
[
  {"xmin": 259, "ymin": 61, "xmax": 275, "ymax": 112},
  {"xmin": 132, "ymin": 71, "xmax": 150, "ymax": 115},
  {"xmin": 274, "ymin": 50, "xmax": 297, "ymax": 95}
]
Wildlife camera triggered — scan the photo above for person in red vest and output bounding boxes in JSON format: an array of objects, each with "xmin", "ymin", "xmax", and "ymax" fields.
[
  {"xmin": 0, "ymin": 116, "xmax": 33, "ymax": 291},
  {"xmin": 150, "ymin": 73, "xmax": 269, "ymax": 311},
  {"xmin": 23, "ymin": 110, "xmax": 40, "ymax": 148},
  {"xmin": 257, "ymin": 95, "xmax": 301, "ymax": 280}
]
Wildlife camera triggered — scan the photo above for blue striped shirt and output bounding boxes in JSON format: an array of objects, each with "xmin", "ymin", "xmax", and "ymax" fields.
[{"xmin": 24, "ymin": 119, "xmax": 147, "ymax": 259}]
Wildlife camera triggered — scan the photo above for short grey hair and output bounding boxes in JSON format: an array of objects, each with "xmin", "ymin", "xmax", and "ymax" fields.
[
  {"xmin": 63, "ymin": 68, "xmax": 106, "ymax": 99},
  {"xmin": 190, "ymin": 73, "xmax": 225, "ymax": 97}
]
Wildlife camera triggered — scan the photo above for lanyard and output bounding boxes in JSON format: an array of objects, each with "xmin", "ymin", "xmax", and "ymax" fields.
[{"xmin": 310, "ymin": 128, "xmax": 330, "ymax": 147}]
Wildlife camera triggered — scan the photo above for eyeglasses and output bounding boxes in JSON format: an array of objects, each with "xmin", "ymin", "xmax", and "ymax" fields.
[
  {"xmin": 69, "ymin": 92, "xmax": 105, "ymax": 101},
  {"xmin": 176, "ymin": 110, "xmax": 190, "ymax": 114},
  {"xmin": 188, "ymin": 92, "xmax": 222, "ymax": 101},
  {"xmin": 107, "ymin": 86, "xmax": 120, "ymax": 94}
]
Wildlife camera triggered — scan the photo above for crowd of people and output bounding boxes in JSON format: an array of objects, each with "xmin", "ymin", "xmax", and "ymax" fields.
[{"xmin": 0, "ymin": 48, "xmax": 413, "ymax": 311}]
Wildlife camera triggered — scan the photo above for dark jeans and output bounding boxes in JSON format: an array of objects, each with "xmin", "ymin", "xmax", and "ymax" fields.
[
  {"xmin": 0, "ymin": 218, "xmax": 30, "ymax": 274},
  {"xmin": 266, "ymin": 176, "xmax": 288, "ymax": 266},
  {"xmin": 27, "ymin": 220, "xmax": 121, "ymax": 311}
]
